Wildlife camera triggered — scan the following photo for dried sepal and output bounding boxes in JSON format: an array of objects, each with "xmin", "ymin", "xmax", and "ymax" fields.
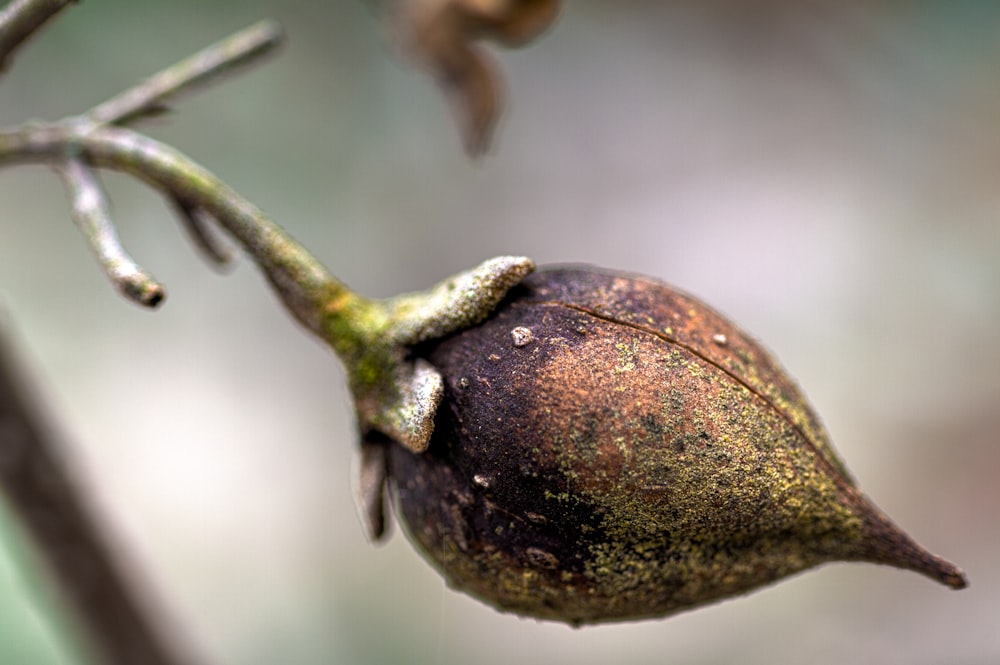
[
  {"xmin": 384, "ymin": 0, "xmax": 561, "ymax": 154},
  {"xmin": 362, "ymin": 358, "xmax": 444, "ymax": 454},
  {"xmin": 349, "ymin": 257, "xmax": 534, "ymax": 458},
  {"xmin": 355, "ymin": 436, "xmax": 390, "ymax": 541}
]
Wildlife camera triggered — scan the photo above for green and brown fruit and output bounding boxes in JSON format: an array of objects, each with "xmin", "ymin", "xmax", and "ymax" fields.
[{"xmin": 363, "ymin": 266, "xmax": 966, "ymax": 625}]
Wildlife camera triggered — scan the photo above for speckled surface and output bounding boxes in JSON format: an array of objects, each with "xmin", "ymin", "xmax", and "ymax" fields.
[{"xmin": 386, "ymin": 268, "xmax": 963, "ymax": 624}]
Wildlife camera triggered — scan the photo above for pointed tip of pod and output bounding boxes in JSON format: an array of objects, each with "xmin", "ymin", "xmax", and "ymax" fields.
[{"xmin": 855, "ymin": 495, "xmax": 968, "ymax": 591}]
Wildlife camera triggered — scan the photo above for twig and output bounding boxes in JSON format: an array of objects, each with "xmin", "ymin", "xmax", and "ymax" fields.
[
  {"xmin": 82, "ymin": 125, "xmax": 342, "ymax": 333},
  {"xmin": 169, "ymin": 197, "xmax": 232, "ymax": 268},
  {"xmin": 0, "ymin": 17, "xmax": 292, "ymax": 311},
  {"xmin": 0, "ymin": 0, "xmax": 75, "ymax": 73},
  {"xmin": 87, "ymin": 19, "xmax": 284, "ymax": 126},
  {"xmin": 0, "ymin": 320, "xmax": 201, "ymax": 665},
  {"xmin": 55, "ymin": 156, "xmax": 166, "ymax": 308},
  {"xmin": 0, "ymin": 118, "xmax": 347, "ymax": 331}
]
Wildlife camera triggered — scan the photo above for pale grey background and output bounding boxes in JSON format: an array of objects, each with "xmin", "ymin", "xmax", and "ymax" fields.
[{"xmin": 0, "ymin": 1, "xmax": 997, "ymax": 664}]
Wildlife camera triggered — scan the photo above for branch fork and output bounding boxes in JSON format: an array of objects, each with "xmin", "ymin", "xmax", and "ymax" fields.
[{"xmin": 2, "ymin": 10, "xmax": 537, "ymax": 450}]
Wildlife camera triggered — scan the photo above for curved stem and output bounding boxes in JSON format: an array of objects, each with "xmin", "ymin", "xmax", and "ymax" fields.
[
  {"xmin": 0, "ymin": 0, "xmax": 75, "ymax": 73},
  {"xmin": 0, "ymin": 121, "xmax": 376, "ymax": 343},
  {"xmin": 88, "ymin": 125, "xmax": 354, "ymax": 333}
]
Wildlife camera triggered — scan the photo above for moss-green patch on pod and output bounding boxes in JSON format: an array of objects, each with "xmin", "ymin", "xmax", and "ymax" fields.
[{"xmin": 380, "ymin": 266, "xmax": 966, "ymax": 625}]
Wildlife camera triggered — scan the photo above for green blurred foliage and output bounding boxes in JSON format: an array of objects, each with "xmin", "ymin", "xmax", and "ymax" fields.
[{"xmin": 0, "ymin": 501, "xmax": 78, "ymax": 664}]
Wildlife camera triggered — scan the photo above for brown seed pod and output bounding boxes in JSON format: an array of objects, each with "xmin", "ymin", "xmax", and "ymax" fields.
[{"xmin": 377, "ymin": 266, "xmax": 966, "ymax": 625}]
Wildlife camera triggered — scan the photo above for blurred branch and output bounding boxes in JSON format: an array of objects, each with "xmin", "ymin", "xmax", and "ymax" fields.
[
  {"xmin": 55, "ymin": 155, "xmax": 167, "ymax": 307},
  {"xmin": 169, "ymin": 197, "xmax": 233, "ymax": 268},
  {"xmin": 0, "ymin": 321, "xmax": 200, "ymax": 665},
  {"xmin": 87, "ymin": 19, "xmax": 284, "ymax": 126},
  {"xmin": 0, "ymin": 0, "xmax": 74, "ymax": 73}
]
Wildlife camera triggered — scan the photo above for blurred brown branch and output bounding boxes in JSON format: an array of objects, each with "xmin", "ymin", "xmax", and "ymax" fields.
[{"xmin": 0, "ymin": 320, "xmax": 199, "ymax": 665}]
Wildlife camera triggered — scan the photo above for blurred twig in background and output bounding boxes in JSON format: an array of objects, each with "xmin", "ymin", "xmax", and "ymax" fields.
[
  {"xmin": 0, "ymin": 321, "xmax": 198, "ymax": 664},
  {"xmin": 0, "ymin": 1, "xmax": 189, "ymax": 662}
]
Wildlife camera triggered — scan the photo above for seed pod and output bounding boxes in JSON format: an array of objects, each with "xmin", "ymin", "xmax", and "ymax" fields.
[{"xmin": 378, "ymin": 266, "xmax": 966, "ymax": 625}]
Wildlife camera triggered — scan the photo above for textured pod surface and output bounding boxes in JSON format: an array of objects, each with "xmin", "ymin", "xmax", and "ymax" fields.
[{"xmin": 385, "ymin": 267, "xmax": 965, "ymax": 625}]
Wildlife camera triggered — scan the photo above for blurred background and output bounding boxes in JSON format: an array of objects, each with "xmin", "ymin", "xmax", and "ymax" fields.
[{"xmin": 1, "ymin": 0, "xmax": 998, "ymax": 663}]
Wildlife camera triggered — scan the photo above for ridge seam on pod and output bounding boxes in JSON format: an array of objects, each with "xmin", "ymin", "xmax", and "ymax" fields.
[{"xmin": 536, "ymin": 301, "xmax": 855, "ymax": 496}]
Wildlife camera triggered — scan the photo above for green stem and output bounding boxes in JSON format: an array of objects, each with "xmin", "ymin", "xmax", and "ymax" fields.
[
  {"xmin": 0, "ymin": 120, "xmax": 391, "ymax": 386},
  {"xmin": 87, "ymin": 20, "xmax": 284, "ymax": 126},
  {"xmin": 54, "ymin": 155, "xmax": 167, "ymax": 307},
  {"xmin": 73, "ymin": 124, "xmax": 376, "ymax": 346},
  {"xmin": 74, "ymin": 126, "xmax": 398, "ymax": 389}
]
